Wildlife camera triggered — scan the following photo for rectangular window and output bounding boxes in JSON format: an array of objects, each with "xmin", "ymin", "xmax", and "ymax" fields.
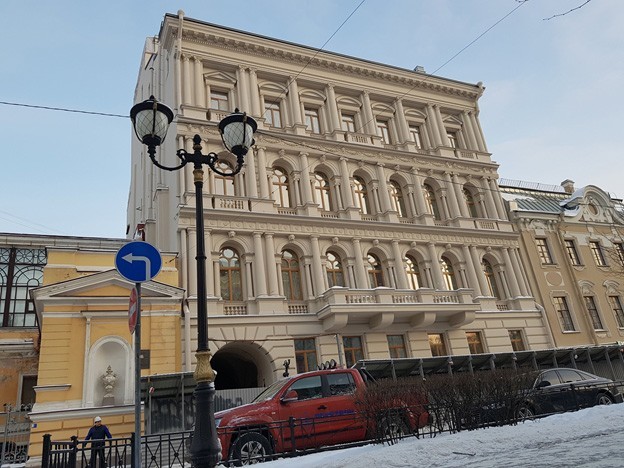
[
  {"xmin": 341, "ymin": 113, "xmax": 356, "ymax": 133},
  {"xmin": 466, "ymin": 331, "xmax": 485, "ymax": 354},
  {"xmin": 590, "ymin": 241, "xmax": 607, "ymax": 266},
  {"xmin": 264, "ymin": 101, "xmax": 282, "ymax": 127},
  {"xmin": 564, "ymin": 240, "xmax": 581, "ymax": 265},
  {"xmin": 20, "ymin": 375, "xmax": 37, "ymax": 407},
  {"xmin": 554, "ymin": 296, "xmax": 576, "ymax": 331},
  {"xmin": 584, "ymin": 296, "xmax": 604, "ymax": 330},
  {"xmin": 536, "ymin": 238, "xmax": 554, "ymax": 264},
  {"xmin": 376, "ymin": 120, "xmax": 391, "ymax": 144},
  {"xmin": 446, "ymin": 131, "xmax": 458, "ymax": 148},
  {"xmin": 387, "ymin": 335, "xmax": 407, "ymax": 358},
  {"xmin": 409, "ymin": 125, "xmax": 422, "ymax": 148},
  {"xmin": 508, "ymin": 330, "xmax": 526, "ymax": 352},
  {"xmin": 1, "ymin": 247, "xmax": 46, "ymax": 328},
  {"xmin": 210, "ymin": 91, "xmax": 229, "ymax": 110},
  {"xmin": 609, "ymin": 296, "xmax": 624, "ymax": 328},
  {"xmin": 304, "ymin": 108, "xmax": 321, "ymax": 134},
  {"xmin": 342, "ymin": 336, "xmax": 364, "ymax": 367},
  {"xmin": 428, "ymin": 333, "xmax": 448, "ymax": 357},
  {"xmin": 294, "ymin": 338, "xmax": 318, "ymax": 373}
]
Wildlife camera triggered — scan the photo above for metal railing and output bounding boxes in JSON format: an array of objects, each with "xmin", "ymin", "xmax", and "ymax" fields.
[{"xmin": 1, "ymin": 403, "xmax": 32, "ymax": 465}]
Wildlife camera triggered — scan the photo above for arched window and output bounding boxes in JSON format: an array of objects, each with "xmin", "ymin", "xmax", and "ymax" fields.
[
  {"xmin": 219, "ymin": 248, "xmax": 242, "ymax": 301},
  {"xmin": 482, "ymin": 259, "xmax": 501, "ymax": 299},
  {"xmin": 441, "ymin": 256, "xmax": 458, "ymax": 290},
  {"xmin": 424, "ymin": 184, "xmax": 441, "ymax": 220},
  {"xmin": 313, "ymin": 172, "xmax": 333, "ymax": 211},
  {"xmin": 326, "ymin": 252, "xmax": 345, "ymax": 288},
  {"xmin": 389, "ymin": 181, "xmax": 407, "ymax": 217},
  {"xmin": 404, "ymin": 255, "xmax": 422, "ymax": 289},
  {"xmin": 463, "ymin": 188, "xmax": 479, "ymax": 218},
  {"xmin": 214, "ymin": 161, "xmax": 236, "ymax": 196},
  {"xmin": 367, "ymin": 254, "xmax": 385, "ymax": 288},
  {"xmin": 353, "ymin": 176, "xmax": 372, "ymax": 214},
  {"xmin": 281, "ymin": 250, "xmax": 303, "ymax": 300},
  {"xmin": 272, "ymin": 167, "xmax": 291, "ymax": 207}
]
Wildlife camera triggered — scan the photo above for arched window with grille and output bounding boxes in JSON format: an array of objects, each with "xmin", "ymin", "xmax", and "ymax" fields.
[
  {"xmin": 313, "ymin": 172, "xmax": 333, "ymax": 211},
  {"xmin": 482, "ymin": 259, "xmax": 501, "ymax": 299},
  {"xmin": 214, "ymin": 160, "xmax": 236, "ymax": 196},
  {"xmin": 366, "ymin": 254, "xmax": 385, "ymax": 288},
  {"xmin": 326, "ymin": 251, "xmax": 345, "ymax": 288},
  {"xmin": 281, "ymin": 250, "xmax": 303, "ymax": 300},
  {"xmin": 441, "ymin": 256, "xmax": 458, "ymax": 290},
  {"xmin": 463, "ymin": 187, "xmax": 479, "ymax": 218},
  {"xmin": 389, "ymin": 181, "xmax": 407, "ymax": 217},
  {"xmin": 423, "ymin": 184, "xmax": 441, "ymax": 220},
  {"xmin": 404, "ymin": 255, "xmax": 422, "ymax": 289},
  {"xmin": 272, "ymin": 167, "xmax": 291, "ymax": 207},
  {"xmin": 219, "ymin": 247, "xmax": 242, "ymax": 301},
  {"xmin": 353, "ymin": 176, "xmax": 372, "ymax": 214}
]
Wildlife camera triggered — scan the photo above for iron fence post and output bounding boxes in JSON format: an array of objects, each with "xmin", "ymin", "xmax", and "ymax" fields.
[
  {"xmin": 131, "ymin": 432, "xmax": 136, "ymax": 468},
  {"xmin": 41, "ymin": 434, "xmax": 51, "ymax": 468},
  {"xmin": 69, "ymin": 435, "xmax": 78, "ymax": 468},
  {"xmin": 289, "ymin": 417, "xmax": 296, "ymax": 455}
]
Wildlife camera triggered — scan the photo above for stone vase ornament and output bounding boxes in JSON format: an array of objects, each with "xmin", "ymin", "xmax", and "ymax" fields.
[{"xmin": 101, "ymin": 365, "xmax": 117, "ymax": 405}]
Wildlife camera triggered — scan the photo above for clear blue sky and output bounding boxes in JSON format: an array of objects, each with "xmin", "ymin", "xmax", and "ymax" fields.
[{"xmin": 1, "ymin": 0, "xmax": 622, "ymax": 238}]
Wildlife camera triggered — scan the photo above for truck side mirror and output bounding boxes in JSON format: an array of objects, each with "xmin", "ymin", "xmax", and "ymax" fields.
[{"xmin": 281, "ymin": 390, "xmax": 299, "ymax": 403}]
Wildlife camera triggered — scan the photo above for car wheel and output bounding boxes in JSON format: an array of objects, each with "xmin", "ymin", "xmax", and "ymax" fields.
[
  {"xmin": 231, "ymin": 432, "xmax": 273, "ymax": 466},
  {"xmin": 517, "ymin": 405, "xmax": 535, "ymax": 421},
  {"xmin": 596, "ymin": 393, "xmax": 614, "ymax": 406},
  {"xmin": 379, "ymin": 414, "xmax": 409, "ymax": 444}
]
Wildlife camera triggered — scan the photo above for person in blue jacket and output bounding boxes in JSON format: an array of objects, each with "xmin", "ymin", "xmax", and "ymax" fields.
[{"xmin": 85, "ymin": 416, "xmax": 112, "ymax": 468}]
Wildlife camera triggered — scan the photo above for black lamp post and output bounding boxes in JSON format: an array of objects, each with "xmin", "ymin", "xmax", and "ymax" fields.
[{"xmin": 130, "ymin": 95, "xmax": 257, "ymax": 467}]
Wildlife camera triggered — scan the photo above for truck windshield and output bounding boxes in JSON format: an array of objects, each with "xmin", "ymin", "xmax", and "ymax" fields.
[{"xmin": 251, "ymin": 379, "xmax": 288, "ymax": 402}]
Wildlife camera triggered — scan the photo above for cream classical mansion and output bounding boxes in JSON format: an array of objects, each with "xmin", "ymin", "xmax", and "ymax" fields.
[{"xmin": 128, "ymin": 12, "xmax": 551, "ymax": 390}]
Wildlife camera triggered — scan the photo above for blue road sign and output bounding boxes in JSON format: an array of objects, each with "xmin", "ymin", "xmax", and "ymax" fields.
[{"xmin": 115, "ymin": 241, "xmax": 162, "ymax": 283}]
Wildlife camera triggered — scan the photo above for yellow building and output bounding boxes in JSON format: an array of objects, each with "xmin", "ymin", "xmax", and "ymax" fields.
[{"xmin": 0, "ymin": 234, "xmax": 183, "ymax": 466}]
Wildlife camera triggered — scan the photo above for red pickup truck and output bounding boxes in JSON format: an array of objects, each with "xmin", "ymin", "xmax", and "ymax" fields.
[{"xmin": 214, "ymin": 367, "xmax": 429, "ymax": 466}]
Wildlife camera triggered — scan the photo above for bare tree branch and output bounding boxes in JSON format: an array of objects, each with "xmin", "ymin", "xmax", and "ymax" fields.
[{"xmin": 543, "ymin": 0, "xmax": 592, "ymax": 20}]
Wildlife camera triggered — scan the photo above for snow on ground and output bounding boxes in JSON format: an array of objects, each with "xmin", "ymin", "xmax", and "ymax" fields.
[{"xmin": 258, "ymin": 403, "xmax": 624, "ymax": 468}]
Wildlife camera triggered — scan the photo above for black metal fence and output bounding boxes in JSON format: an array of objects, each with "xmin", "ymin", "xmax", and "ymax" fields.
[{"xmin": 1, "ymin": 403, "xmax": 32, "ymax": 465}]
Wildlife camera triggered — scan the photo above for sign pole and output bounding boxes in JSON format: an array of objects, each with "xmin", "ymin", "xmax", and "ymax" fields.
[{"xmin": 134, "ymin": 282, "xmax": 142, "ymax": 468}]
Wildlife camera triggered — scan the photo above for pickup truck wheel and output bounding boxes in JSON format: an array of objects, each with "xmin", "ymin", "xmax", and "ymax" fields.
[
  {"xmin": 379, "ymin": 415, "xmax": 409, "ymax": 444},
  {"xmin": 231, "ymin": 432, "xmax": 273, "ymax": 466}
]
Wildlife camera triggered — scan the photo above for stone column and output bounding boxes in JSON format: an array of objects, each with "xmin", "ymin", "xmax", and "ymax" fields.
[
  {"xmin": 462, "ymin": 110, "xmax": 478, "ymax": 150},
  {"xmin": 248, "ymin": 68, "xmax": 261, "ymax": 117},
  {"xmin": 435, "ymin": 105, "xmax": 450, "ymax": 146},
  {"xmin": 325, "ymin": 84, "xmax": 340, "ymax": 132},
  {"xmin": 245, "ymin": 147, "xmax": 259, "ymax": 198},
  {"xmin": 256, "ymin": 147, "xmax": 270, "ymax": 198},
  {"xmin": 299, "ymin": 152, "xmax": 313, "ymax": 204},
  {"xmin": 512, "ymin": 248, "xmax": 531, "ymax": 296},
  {"xmin": 289, "ymin": 77, "xmax": 303, "ymax": 125},
  {"xmin": 471, "ymin": 112, "xmax": 488, "ymax": 152},
  {"xmin": 213, "ymin": 259, "xmax": 221, "ymax": 298},
  {"xmin": 427, "ymin": 243, "xmax": 445, "ymax": 289},
  {"xmin": 470, "ymin": 245, "xmax": 490, "ymax": 295},
  {"xmin": 411, "ymin": 168, "xmax": 428, "ymax": 215},
  {"xmin": 352, "ymin": 238, "xmax": 368, "ymax": 289},
  {"xmin": 443, "ymin": 172, "xmax": 461, "ymax": 218},
  {"xmin": 489, "ymin": 179, "xmax": 507, "ymax": 220},
  {"xmin": 462, "ymin": 245, "xmax": 482, "ymax": 295},
  {"xmin": 483, "ymin": 177, "xmax": 498, "ymax": 219},
  {"xmin": 361, "ymin": 91, "xmax": 376, "ymax": 134},
  {"xmin": 252, "ymin": 232, "xmax": 267, "ymax": 296},
  {"xmin": 394, "ymin": 98, "xmax": 410, "ymax": 144},
  {"xmin": 376, "ymin": 164, "xmax": 391, "ymax": 213},
  {"xmin": 194, "ymin": 57, "xmax": 205, "ymax": 108},
  {"xmin": 340, "ymin": 157, "xmax": 354, "ymax": 207},
  {"xmin": 182, "ymin": 54, "xmax": 192, "ymax": 106},
  {"xmin": 452, "ymin": 174, "xmax": 469, "ymax": 217},
  {"xmin": 391, "ymin": 240, "xmax": 408, "ymax": 289},
  {"xmin": 310, "ymin": 236, "xmax": 326, "ymax": 296},
  {"xmin": 502, "ymin": 248, "xmax": 521, "ymax": 298},
  {"xmin": 236, "ymin": 66, "xmax": 250, "ymax": 112},
  {"xmin": 426, "ymin": 104, "xmax": 442, "ymax": 147},
  {"xmin": 265, "ymin": 233, "xmax": 279, "ymax": 295}
]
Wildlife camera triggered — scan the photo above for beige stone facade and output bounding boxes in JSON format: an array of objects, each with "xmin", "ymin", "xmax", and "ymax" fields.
[
  {"xmin": 500, "ymin": 179, "xmax": 624, "ymax": 348},
  {"xmin": 128, "ymin": 12, "xmax": 551, "ymax": 389}
]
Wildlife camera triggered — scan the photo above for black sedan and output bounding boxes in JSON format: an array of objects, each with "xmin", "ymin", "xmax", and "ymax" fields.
[{"xmin": 517, "ymin": 368, "xmax": 622, "ymax": 419}]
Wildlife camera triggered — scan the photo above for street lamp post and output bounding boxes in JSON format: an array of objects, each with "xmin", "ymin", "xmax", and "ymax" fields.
[{"xmin": 130, "ymin": 96, "xmax": 257, "ymax": 468}]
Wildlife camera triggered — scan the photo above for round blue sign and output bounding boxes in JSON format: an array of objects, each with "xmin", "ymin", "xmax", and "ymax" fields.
[{"xmin": 115, "ymin": 241, "xmax": 162, "ymax": 283}]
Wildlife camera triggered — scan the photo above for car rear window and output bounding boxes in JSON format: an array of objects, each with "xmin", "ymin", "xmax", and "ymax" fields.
[{"xmin": 327, "ymin": 372, "xmax": 356, "ymax": 396}]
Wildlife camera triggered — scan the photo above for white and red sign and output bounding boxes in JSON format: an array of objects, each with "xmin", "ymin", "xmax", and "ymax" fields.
[{"xmin": 128, "ymin": 286, "xmax": 138, "ymax": 334}]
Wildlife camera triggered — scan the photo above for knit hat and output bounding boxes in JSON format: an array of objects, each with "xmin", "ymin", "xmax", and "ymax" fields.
[{"xmin": 94, "ymin": 416, "xmax": 102, "ymax": 422}]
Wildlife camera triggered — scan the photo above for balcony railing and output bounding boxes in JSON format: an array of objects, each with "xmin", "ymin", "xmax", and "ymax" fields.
[{"xmin": 323, "ymin": 288, "xmax": 474, "ymax": 306}]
